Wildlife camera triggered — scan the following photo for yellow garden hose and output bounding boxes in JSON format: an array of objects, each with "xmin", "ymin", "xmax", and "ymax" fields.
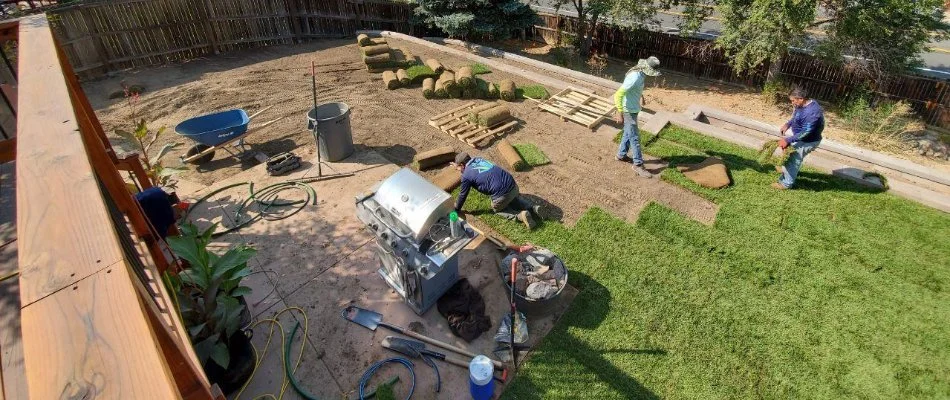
[{"xmin": 235, "ymin": 307, "xmax": 311, "ymax": 400}]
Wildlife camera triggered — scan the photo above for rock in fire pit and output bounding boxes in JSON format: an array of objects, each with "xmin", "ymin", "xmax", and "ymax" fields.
[{"xmin": 500, "ymin": 247, "xmax": 569, "ymax": 312}]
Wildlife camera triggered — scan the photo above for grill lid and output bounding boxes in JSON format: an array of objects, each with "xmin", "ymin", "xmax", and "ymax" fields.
[{"xmin": 371, "ymin": 168, "xmax": 452, "ymax": 241}]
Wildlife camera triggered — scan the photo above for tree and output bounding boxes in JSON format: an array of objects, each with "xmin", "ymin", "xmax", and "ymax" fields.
[
  {"xmin": 676, "ymin": 0, "xmax": 950, "ymax": 80},
  {"xmin": 415, "ymin": 0, "xmax": 538, "ymax": 40},
  {"xmin": 545, "ymin": 0, "xmax": 660, "ymax": 56}
]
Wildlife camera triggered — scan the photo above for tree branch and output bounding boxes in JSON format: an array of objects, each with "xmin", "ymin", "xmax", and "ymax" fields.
[{"xmin": 808, "ymin": 17, "xmax": 840, "ymax": 28}]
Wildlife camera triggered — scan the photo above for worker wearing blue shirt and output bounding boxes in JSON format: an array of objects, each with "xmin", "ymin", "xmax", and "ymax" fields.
[
  {"xmin": 614, "ymin": 56, "xmax": 662, "ymax": 178},
  {"xmin": 453, "ymin": 152, "xmax": 542, "ymax": 230},
  {"xmin": 774, "ymin": 87, "xmax": 825, "ymax": 189}
]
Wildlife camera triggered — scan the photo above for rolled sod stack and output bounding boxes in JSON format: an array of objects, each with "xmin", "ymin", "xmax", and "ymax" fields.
[
  {"xmin": 425, "ymin": 59, "xmax": 445, "ymax": 74},
  {"xmin": 422, "ymin": 78, "xmax": 436, "ymax": 98},
  {"xmin": 499, "ymin": 80, "xmax": 517, "ymax": 101},
  {"xmin": 364, "ymin": 53, "xmax": 391, "ymax": 64},
  {"xmin": 382, "ymin": 70, "xmax": 400, "ymax": 90},
  {"xmin": 357, "ymin": 33, "xmax": 372, "ymax": 46},
  {"xmin": 474, "ymin": 104, "xmax": 511, "ymax": 127},
  {"xmin": 456, "ymin": 66, "xmax": 475, "ymax": 88},
  {"xmin": 498, "ymin": 139, "xmax": 527, "ymax": 171},
  {"xmin": 396, "ymin": 69, "xmax": 410, "ymax": 86},
  {"xmin": 361, "ymin": 44, "xmax": 390, "ymax": 56},
  {"xmin": 467, "ymin": 102, "xmax": 502, "ymax": 124}
]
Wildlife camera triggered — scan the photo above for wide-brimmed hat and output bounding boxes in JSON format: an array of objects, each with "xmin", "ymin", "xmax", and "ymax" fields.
[{"xmin": 634, "ymin": 56, "xmax": 662, "ymax": 76}]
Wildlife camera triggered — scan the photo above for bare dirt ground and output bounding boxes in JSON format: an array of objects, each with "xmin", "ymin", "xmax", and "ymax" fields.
[
  {"xmin": 487, "ymin": 39, "xmax": 950, "ymax": 173},
  {"xmin": 84, "ymin": 38, "xmax": 718, "ymax": 225}
]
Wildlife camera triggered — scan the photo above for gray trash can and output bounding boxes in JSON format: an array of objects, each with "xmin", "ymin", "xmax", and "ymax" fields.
[{"xmin": 307, "ymin": 102, "xmax": 354, "ymax": 162}]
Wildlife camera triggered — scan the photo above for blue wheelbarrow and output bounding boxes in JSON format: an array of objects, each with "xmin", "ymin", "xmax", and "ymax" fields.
[{"xmin": 176, "ymin": 106, "xmax": 283, "ymax": 165}]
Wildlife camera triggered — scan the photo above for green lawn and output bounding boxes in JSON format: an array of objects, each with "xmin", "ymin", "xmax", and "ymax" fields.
[{"xmin": 460, "ymin": 125, "xmax": 950, "ymax": 399}]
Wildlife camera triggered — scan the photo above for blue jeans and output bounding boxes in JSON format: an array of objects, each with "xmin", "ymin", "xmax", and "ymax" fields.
[
  {"xmin": 616, "ymin": 112, "xmax": 643, "ymax": 166},
  {"xmin": 779, "ymin": 140, "xmax": 821, "ymax": 188}
]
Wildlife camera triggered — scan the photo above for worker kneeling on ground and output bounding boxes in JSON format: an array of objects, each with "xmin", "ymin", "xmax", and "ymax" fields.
[
  {"xmin": 453, "ymin": 152, "xmax": 543, "ymax": 230},
  {"xmin": 774, "ymin": 87, "xmax": 825, "ymax": 190}
]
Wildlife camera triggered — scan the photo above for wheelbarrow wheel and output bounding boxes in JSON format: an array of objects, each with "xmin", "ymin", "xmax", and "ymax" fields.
[{"xmin": 185, "ymin": 144, "xmax": 215, "ymax": 165}]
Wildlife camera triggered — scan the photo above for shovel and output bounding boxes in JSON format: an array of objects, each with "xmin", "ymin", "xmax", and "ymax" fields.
[
  {"xmin": 342, "ymin": 305, "xmax": 504, "ymax": 370},
  {"xmin": 382, "ymin": 336, "xmax": 508, "ymax": 384}
]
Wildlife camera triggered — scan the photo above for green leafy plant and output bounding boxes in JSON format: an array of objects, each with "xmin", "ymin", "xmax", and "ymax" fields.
[
  {"xmin": 761, "ymin": 77, "xmax": 790, "ymax": 105},
  {"xmin": 116, "ymin": 119, "xmax": 186, "ymax": 189},
  {"xmin": 166, "ymin": 223, "xmax": 257, "ymax": 369}
]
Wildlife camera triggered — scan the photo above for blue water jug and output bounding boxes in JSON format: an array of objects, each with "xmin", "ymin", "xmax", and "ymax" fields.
[{"xmin": 469, "ymin": 355, "xmax": 495, "ymax": 400}]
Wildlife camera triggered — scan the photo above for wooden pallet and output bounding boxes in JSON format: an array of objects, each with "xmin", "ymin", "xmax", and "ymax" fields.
[
  {"xmin": 428, "ymin": 102, "xmax": 519, "ymax": 148},
  {"xmin": 536, "ymin": 87, "xmax": 614, "ymax": 129}
]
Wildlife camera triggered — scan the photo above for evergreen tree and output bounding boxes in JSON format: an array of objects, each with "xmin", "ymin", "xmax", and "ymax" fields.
[{"xmin": 415, "ymin": 0, "xmax": 539, "ymax": 40}]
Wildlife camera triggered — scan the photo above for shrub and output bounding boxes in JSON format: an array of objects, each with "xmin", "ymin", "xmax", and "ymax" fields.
[
  {"xmin": 761, "ymin": 78, "xmax": 790, "ymax": 104},
  {"xmin": 839, "ymin": 96, "xmax": 922, "ymax": 153}
]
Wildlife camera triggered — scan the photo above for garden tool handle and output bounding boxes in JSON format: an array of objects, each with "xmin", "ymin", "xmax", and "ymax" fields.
[{"xmin": 376, "ymin": 322, "xmax": 505, "ymax": 370}]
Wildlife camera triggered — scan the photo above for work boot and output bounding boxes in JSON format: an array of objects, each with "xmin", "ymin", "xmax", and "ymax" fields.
[
  {"xmin": 517, "ymin": 211, "xmax": 536, "ymax": 230},
  {"xmin": 531, "ymin": 204, "xmax": 544, "ymax": 220},
  {"xmin": 632, "ymin": 164, "xmax": 654, "ymax": 178},
  {"xmin": 616, "ymin": 155, "xmax": 633, "ymax": 163},
  {"xmin": 771, "ymin": 182, "xmax": 788, "ymax": 190}
]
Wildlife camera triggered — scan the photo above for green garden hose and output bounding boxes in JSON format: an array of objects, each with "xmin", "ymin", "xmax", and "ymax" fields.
[{"xmin": 183, "ymin": 180, "xmax": 317, "ymax": 237}]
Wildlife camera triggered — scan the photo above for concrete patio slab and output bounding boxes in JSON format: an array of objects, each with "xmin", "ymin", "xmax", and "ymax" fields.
[{"xmin": 181, "ymin": 148, "xmax": 579, "ymax": 399}]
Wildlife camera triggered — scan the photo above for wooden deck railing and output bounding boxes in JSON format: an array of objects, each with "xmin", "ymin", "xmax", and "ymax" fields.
[{"xmin": 13, "ymin": 13, "xmax": 220, "ymax": 399}]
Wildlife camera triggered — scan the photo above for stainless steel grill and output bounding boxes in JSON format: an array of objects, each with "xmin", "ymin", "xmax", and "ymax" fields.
[{"xmin": 355, "ymin": 168, "xmax": 477, "ymax": 315}]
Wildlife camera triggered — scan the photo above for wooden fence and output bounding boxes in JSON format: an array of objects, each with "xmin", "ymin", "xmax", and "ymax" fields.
[
  {"xmin": 47, "ymin": 0, "xmax": 414, "ymax": 78},
  {"xmin": 530, "ymin": 12, "xmax": 950, "ymax": 128}
]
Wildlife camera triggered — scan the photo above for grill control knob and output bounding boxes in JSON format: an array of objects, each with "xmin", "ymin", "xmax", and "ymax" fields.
[
  {"xmin": 380, "ymin": 232, "xmax": 388, "ymax": 240},
  {"xmin": 390, "ymin": 241, "xmax": 398, "ymax": 249},
  {"xmin": 420, "ymin": 266, "xmax": 428, "ymax": 275},
  {"xmin": 401, "ymin": 249, "xmax": 409, "ymax": 258},
  {"xmin": 369, "ymin": 223, "xmax": 378, "ymax": 231}
]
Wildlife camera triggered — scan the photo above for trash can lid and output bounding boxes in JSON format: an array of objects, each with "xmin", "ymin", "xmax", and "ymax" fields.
[{"xmin": 308, "ymin": 102, "xmax": 350, "ymax": 122}]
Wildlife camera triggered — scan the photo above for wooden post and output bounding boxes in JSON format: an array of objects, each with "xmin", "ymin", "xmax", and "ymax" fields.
[
  {"xmin": 77, "ymin": 5, "xmax": 113, "ymax": 73},
  {"xmin": 285, "ymin": 0, "xmax": 303, "ymax": 44},
  {"xmin": 201, "ymin": 0, "xmax": 220, "ymax": 54}
]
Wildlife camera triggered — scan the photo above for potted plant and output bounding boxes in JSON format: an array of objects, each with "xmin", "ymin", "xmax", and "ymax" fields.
[{"xmin": 166, "ymin": 223, "xmax": 257, "ymax": 393}]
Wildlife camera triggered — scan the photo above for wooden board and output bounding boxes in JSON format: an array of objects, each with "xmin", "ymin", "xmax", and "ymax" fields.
[
  {"xmin": 20, "ymin": 262, "xmax": 179, "ymax": 399},
  {"xmin": 536, "ymin": 87, "xmax": 615, "ymax": 129},
  {"xmin": 16, "ymin": 15, "xmax": 126, "ymax": 305},
  {"xmin": 428, "ymin": 102, "xmax": 519, "ymax": 148},
  {"xmin": 15, "ymin": 15, "xmax": 183, "ymax": 399}
]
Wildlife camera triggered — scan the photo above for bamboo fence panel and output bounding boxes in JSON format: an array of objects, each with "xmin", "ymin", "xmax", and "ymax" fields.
[{"xmin": 47, "ymin": 0, "xmax": 413, "ymax": 78}]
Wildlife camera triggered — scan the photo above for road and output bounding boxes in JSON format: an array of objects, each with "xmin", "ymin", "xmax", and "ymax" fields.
[{"xmin": 530, "ymin": 3, "xmax": 950, "ymax": 79}]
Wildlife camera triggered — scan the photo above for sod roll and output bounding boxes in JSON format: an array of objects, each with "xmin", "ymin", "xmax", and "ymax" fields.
[
  {"xmin": 414, "ymin": 146, "xmax": 456, "ymax": 170},
  {"xmin": 425, "ymin": 59, "xmax": 445, "ymax": 74},
  {"xmin": 431, "ymin": 167, "xmax": 462, "ymax": 192},
  {"xmin": 457, "ymin": 66, "xmax": 474, "ymax": 88},
  {"xmin": 475, "ymin": 79, "xmax": 490, "ymax": 99},
  {"xmin": 434, "ymin": 77, "xmax": 448, "ymax": 98},
  {"xmin": 361, "ymin": 44, "xmax": 390, "ymax": 56},
  {"xmin": 499, "ymin": 80, "xmax": 517, "ymax": 101},
  {"xmin": 467, "ymin": 102, "xmax": 502, "ymax": 124},
  {"xmin": 439, "ymin": 71, "xmax": 460, "ymax": 98},
  {"xmin": 357, "ymin": 33, "xmax": 372, "ymax": 46},
  {"xmin": 368, "ymin": 38, "xmax": 387, "ymax": 46},
  {"xmin": 422, "ymin": 78, "xmax": 436, "ymax": 99},
  {"xmin": 487, "ymin": 81, "xmax": 499, "ymax": 99},
  {"xmin": 396, "ymin": 69, "xmax": 410, "ymax": 86},
  {"xmin": 382, "ymin": 70, "xmax": 400, "ymax": 90},
  {"xmin": 475, "ymin": 104, "xmax": 511, "ymax": 127},
  {"xmin": 363, "ymin": 52, "xmax": 392, "ymax": 64},
  {"xmin": 498, "ymin": 139, "xmax": 527, "ymax": 171}
]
